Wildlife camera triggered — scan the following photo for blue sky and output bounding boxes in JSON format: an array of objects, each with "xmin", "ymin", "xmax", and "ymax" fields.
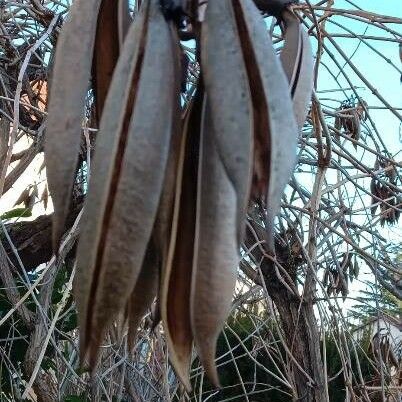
[{"xmin": 318, "ymin": 0, "xmax": 402, "ymax": 152}]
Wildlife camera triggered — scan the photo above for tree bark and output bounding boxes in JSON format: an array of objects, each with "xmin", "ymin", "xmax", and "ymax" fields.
[
  {"xmin": 3, "ymin": 202, "xmax": 81, "ymax": 271},
  {"xmin": 263, "ymin": 268, "xmax": 326, "ymax": 402},
  {"xmin": 244, "ymin": 223, "xmax": 326, "ymax": 402}
]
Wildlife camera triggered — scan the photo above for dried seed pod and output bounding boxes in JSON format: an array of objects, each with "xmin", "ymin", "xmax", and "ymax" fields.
[
  {"xmin": 190, "ymin": 100, "xmax": 238, "ymax": 387},
  {"xmin": 340, "ymin": 253, "xmax": 352, "ymax": 277},
  {"xmin": 388, "ymin": 344, "xmax": 399, "ymax": 369},
  {"xmin": 74, "ymin": 0, "xmax": 180, "ymax": 366},
  {"xmin": 334, "ymin": 114, "xmax": 341, "ymax": 131},
  {"xmin": 332, "ymin": 270, "xmax": 339, "ymax": 290},
  {"xmin": 201, "ymin": 0, "xmax": 254, "ymax": 242},
  {"xmin": 336, "ymin": 262, "xmax": 348, "ymax": 299},
  {"xmin": 93, "ymin": 0, "xmax": 132, "ymax": 121},
  {"xmin": 345, "ymin": 110, "xmax": 360, "ymax": 142},
  {"xmin": 46, "ymin": 0, "xmax": 315, "ymax": 388},
  {"xmin": 202, "ymin": 0, "xmax": 300, "ymax": 251},
  {"xmin": 45, "ymin": 0, "xmax": 103, "ymax": 249},
  {"xmin": 356, "ymin": 100, "xmax": 368, "ymax": 122},
  {"xmin": 160, "ymin": 89, "xmax": 203, "ymax": 391},
  {"xmin": 280, "ymin": 9, "xmax": 314, "ymax": 130},
  {"xmin": 326, "ymin": 270, "xmax": 337, "ymax": 297},
  {"xmin": 335, "ymin": 99, "xmax": 366, "ymax": 147},
  {"xmin": 46, "ymin": 0, "xmax": 131, "ymax": 249},
  {"xmin": 233, "ymin": 0, "xmax": 299, "ymax": 251},
  {"xmin": 376, "ymin": 157, "xmax": 397, "ymax": 184},
  {"xmin": 153, "ymin": 24, "xmax": 183, "ymax": 270}
]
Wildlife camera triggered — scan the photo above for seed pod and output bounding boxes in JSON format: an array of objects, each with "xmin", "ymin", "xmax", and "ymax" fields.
[
  {"xmin": 202, "ymin": 0, "xmax": 300, "ymax": 252},
  {"xmin": 74, "ymin": 0, "xmax": 180, "ymax": 366},
  {"xmin": 46, "ymin": 0, "xmax": 132, "ymax": 249},
  {"xmin": 233, "ymin": 0, "xmax": 299, "ymax": 251},
  {"xmin": 93, "ymin": 0, "xmax": 132, "ymax": 121},
  {"xmin": 201, "ymin": 0, "xmax": 254, "ymax": 243},
  {"xmin": 190, "ymin": 100, "xmax": 238, "ymax": 387},
  {"xmin": 45, "ymin": 0, "xmax": 103, "ymax": 249},
  {"xmin": 153, "ymin": 23, "xmax": 182, "ymax": 271},
  {"xmin": 160, "ymin": 89, "xmax": 203, "ymax": 391},
  {"xmin": 336, "ymin": 100, "xmax": 362, "ymax": 147},
  {"xmin": 280, "ymin": 10, "xmax": 314, "ymax": 130}
]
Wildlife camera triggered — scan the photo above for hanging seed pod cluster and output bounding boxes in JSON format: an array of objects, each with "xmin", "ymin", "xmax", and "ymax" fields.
[
  {"xmin": 371, "ymin": 157, "xmax": 401, "ymax": 226},
  {"xmin": 323, "ymin": 253, "xmax": 359, "ymax": 300},
  {"xmin": 334, "ymin": 98, "xmax": 368, "ymax": 148},
  {"xmin": 45, "ymin": 0, "xmax": 313, "ymax": 389}
]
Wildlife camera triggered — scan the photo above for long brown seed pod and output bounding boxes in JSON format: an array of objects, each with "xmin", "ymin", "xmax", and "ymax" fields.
[
  {"xmin": 74, "ymin": 0, "xmax": 179, "ymax": 367},
  {"xmin": 46, "ymin": 0, "xmax": 132, "ymax": 250},
  {"xmin": 235, "ymin": 0, "xmax": 299, "ymax": 252},
  {"xmin": 45, "ymin": 0, "xmax": 103, "ymax": 249},
  {"xmin": 160, "ymin": 89, "xmax": 204, "ymax": 391},
  {"xmin": 190, "ymin": 99, "xmax": 238, "ymax": 387},
  {"xmin": 201, "ymin": 0, "xmax": 254, "ymax": 243},
  {"xmin": 93, "ymin": 0, "xmax": 132, "ymax": 121},
  {"xmin": 280, "ymin": 9, "xmax": 314, "ymax": 130}
]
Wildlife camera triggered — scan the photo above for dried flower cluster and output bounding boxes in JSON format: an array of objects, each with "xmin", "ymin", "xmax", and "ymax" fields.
[{"xmin": 45, "ymin": 0, "xmax": 313, "ymax": 388}]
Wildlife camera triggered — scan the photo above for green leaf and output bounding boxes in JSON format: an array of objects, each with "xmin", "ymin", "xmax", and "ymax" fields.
[
  {"xmin": 0, "ymin": 208, "xmax": 32, "ymax": 220},
  {"xmin": 64, "ymin": 396, "xmax": 88, "ymax": 402}
]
